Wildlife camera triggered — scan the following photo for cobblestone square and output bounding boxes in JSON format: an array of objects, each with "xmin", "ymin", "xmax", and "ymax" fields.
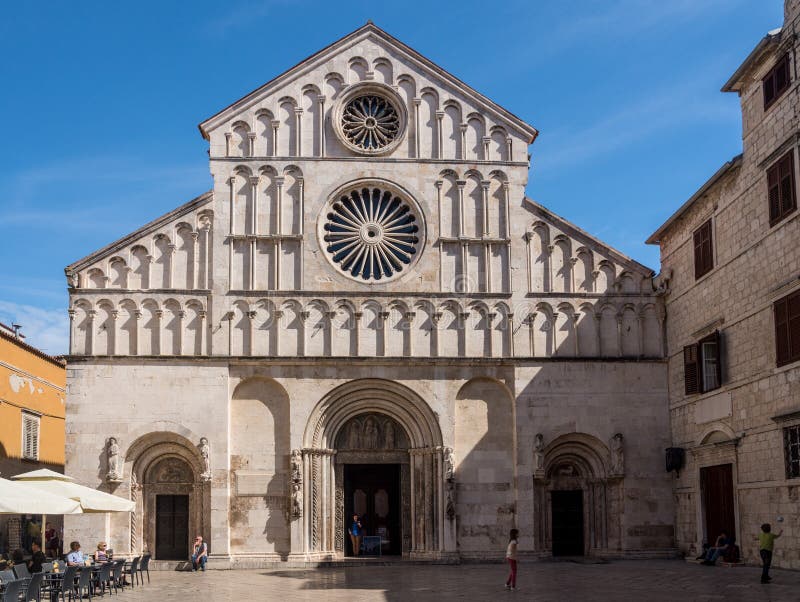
[{"xmin": 117, "ymin": 560, "xmax": 799, "ymax": 601}]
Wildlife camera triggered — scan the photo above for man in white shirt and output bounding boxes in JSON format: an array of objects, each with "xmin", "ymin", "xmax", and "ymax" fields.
[{"xmin": 66, "ymin": 541, "xmax": 85, "ymax": 566}]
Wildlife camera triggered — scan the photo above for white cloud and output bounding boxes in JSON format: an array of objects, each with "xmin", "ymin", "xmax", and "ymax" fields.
[{"xmin": 0, "ymin": 301, "xmax": 69, "ymax": 357}]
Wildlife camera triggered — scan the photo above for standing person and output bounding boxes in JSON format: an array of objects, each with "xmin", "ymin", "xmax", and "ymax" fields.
[
  {"xmin": 191, "ymin": 536, "xmax": 208, "ymax": 572},
  {"xmin": 349, "ymin": 514, "xmax": 363, "ymax": 557},
  {"xmin": 758, "ymin": 523, "xmax": 782, "ymax": 583},
  {"xmin": 28, "ymin": 542, "xmax": 46, "ymax": 573},
  {"xmin": 505, "ymin": 528, "xmax": 519, "ymax": 591}
]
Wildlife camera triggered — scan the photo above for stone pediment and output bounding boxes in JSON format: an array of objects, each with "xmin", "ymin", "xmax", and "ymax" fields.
[
  {"xmin": 64, "ymin": 191, "xmax": 214, "ymax": 291},
  {"xmin": 198, "ymin": 22, "xmax": 537, "ymax": 160},
  {"xmin": 523, "ymin": 197, "xmax": 655, "ymax": 280}
]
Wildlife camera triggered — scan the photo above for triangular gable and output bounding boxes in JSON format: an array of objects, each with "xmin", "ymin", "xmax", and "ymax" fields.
[
  {"xmin": 523, "ymin": 197, "xmax": 654, "ymax": 276},
  {"xmin": 65, "ymin": 191, "xmax": 213, "ymax": 273},
  {"xmin": 198, "ymin": 22, "xmax": 538, "ymax": 143}
]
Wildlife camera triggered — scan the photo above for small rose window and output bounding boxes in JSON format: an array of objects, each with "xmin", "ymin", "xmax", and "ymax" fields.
[{"xmin": 341, "ymin": 95, "xmax": 400, "ymax": 151}]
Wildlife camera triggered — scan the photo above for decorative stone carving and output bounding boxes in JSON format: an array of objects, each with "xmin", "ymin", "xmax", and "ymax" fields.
[
  {"xmin": 129, "ymin": 471, "xmax": 141, "ymax": 553},
  {"xmin": 533, "ymin": 433, "xmax": 545, "ymax": 476},
  {"xmin": 336, "ymin": 413, "xmax": 409, "ymax": 450},
  {"xmin": 198, "ymin": 437, "xmax": 212, "ymax": 481},
  {"xmin": 443, "ymin": 447, "xmax": 455, "ymax": 482},
  {"xmin": 291, "ymin": 482, "xmax": 303, "ymax": 520},
  {"xmin": 610, "ymin": 433, "xmax": 625, "ymax": 476},
  {"xmin": 342, "ymin": 95, "xmax": 400, "ymax": 150},
  {"xmin": 153, "ymin": 457, "xmax": 193, "ymax": 483},
  {"xmin": 445, "ymin": 484, "xmax": 455, "ymax": 521},
  {"xmin": 289, "ymin": 449, "xmax": 303, "ymax": 521},
  {"xmin": 106, "ymin": 437, "xmax": 122, "ymax": 482}
]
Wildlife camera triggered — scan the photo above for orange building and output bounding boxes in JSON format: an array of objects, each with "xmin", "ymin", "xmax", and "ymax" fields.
[{"xmin": 0, "ymin": 322, "xmax": 66, "ymax": 477}]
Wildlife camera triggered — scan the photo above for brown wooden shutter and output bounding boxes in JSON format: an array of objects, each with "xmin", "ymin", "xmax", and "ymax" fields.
[
  {"xmin": 776, "ymin": 296, "xmax": 790, "ymax": 366},
  {"xmin": 684, "ymin": 344, "xmax": 699, "ymax": 394},
  {"xmin": 779, "ymin": 150, "xmax": 796, "ymax": 215},
  {"xmin": 789, "ymin": 291, "xmax": 800, "ymax": 364},
  {"xmin": 712, "ymin": 329, "xmax": 722, "ymax": 389},
  {"xmin": 763, "ymin": 71, "xmax": 776, "ymax": 107},
  {"xmin": 693, "ymin": 220, "xmax": 713, "ymax": 279},
  {"xmin": 768, "ymin": 161, "xmax": 782, "ymax": 223}
]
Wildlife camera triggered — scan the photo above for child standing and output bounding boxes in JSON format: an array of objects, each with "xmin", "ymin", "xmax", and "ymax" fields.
[
  {"xmin": 759, "ymin": 523, "xmax": 782, "ymax": 583},
  {"xmin": 505, "ymin": 528, "xmax": 519, "ymax": 591}
]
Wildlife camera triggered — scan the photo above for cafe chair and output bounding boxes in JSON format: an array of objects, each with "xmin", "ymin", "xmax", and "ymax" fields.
[
  {"xmin": 0, "ymin": 579, "xmax": 23, "ymax": 602},
  {"xmin": 123, "ymin": 557, "xmax": 140, "ymax": 588},
  {"xmin": 95, "ymin": 563, "xmax": 114, "ymax": 597},
  {"xmin": 73, "ymin": 568, "xmax": 92, "ymax": 601},
  {"xmin": 23, "ymin": 571, "xmax": 44, "ymax": 602},
  {"xmin": 138, "ymin": 554, "xmax": 151, "ymax": 585}
]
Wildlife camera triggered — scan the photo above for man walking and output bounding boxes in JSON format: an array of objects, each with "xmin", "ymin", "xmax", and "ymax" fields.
[{"xmin": 758, "ymin": 523, "xmax": 782, "ymax": 583}]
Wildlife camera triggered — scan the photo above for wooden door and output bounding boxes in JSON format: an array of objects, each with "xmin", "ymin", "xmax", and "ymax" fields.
[
  {"xmin": 700, "ymin": 464, "xmax": 735, "ymax": 543},
  {"xmin": 551, "ymin": 490, "xmax": 584, "ymax": 556},
  {"xmin": 344, "ymin": 464, "xmax": 401, "ymax": 556},
  {"xmin": 155, "ymin": 495, "xmax": 189, "ymax": 560}
]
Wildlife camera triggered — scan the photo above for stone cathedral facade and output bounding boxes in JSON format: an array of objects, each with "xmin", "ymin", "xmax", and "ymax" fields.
[{"xmin": 64, "ymin": 24, "xmax": 674, "ymax": 565}]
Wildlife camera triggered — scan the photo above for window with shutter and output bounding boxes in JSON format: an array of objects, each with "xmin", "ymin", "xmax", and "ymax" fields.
[
  {"xmin": 768, "ymin": 150, "xmax": 797, "ymax": 226},
  {"xmin": 699, "ymin": 331, "xmax": 721, "ymax": 392},
  {"xmin": 693, "ymin": 219, "xmax": 713, "ymax": 279},
  {"xmin": 684, "ymin": 344, "xmax": 699, "ymax": 394},
  {"xmin": 21, "ymin": 412, "xmax": 40, "ymax": 461},
  {"xmin": 775, "ymin": 290, "xmax": 800, "ymax": 367},
  {"xmin": 763, "ymin": 54, "xmax": 791, "ymax": 110},
  {"xmin": 785, "ymin": 425, "xmax": 800, "ymax": 478}
]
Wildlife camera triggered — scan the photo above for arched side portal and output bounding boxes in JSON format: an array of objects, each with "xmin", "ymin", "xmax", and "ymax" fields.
[
  {"xmin": 302, "ymin": 379, "xmax": 445, "ymax": 559},
  {"xmin": 124, "ymin": 432, "xmax": 210, "ymax": 559},
  {"xmin": 532, "ymin": 433, "xmax": 623, "ymax": 557}
]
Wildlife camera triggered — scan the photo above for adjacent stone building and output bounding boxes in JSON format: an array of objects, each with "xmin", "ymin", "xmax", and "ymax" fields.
[
  {"xmin": 64, "ymin": 23, "xmax": 674, "ymax": 565},
  {"xmin": 647, "ymin": 0, "xmax": 800, "ymax": 570}
]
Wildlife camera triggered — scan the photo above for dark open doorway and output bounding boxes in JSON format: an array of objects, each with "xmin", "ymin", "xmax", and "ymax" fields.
[
  {"xmin": 155, "ymin": 494, "xmax": 189, "ymax": 560},
  {"xmin": 344, "ymin": 464, "xmax": 401, "ymax": 556},
  {"xmin": 700, "ymin": 463, "xmax": 735, "ymax": 544},
  {"xmin": 552, "ymin": 490, "xmax": 584, "ymax": 556}
]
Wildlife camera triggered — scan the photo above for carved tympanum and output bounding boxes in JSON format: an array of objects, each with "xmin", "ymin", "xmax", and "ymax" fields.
[{"xmin": 335, "ymin": 414, "xmax": 408, "ymax": 450}]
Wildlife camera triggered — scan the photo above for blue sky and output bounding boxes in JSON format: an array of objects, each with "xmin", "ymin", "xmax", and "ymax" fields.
[{"xmin": 0, "ymin": 0, "xmax": 782, "ymax": 355}]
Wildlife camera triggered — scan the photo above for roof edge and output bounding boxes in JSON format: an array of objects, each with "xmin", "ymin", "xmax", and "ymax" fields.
[
  {"xmin": 523, "ymin": 197, "xmax": 655, "ymax": 276},
  {"xmin": 198, "ymin": 22, "xmax": 538, "ymax": 144},
  {"xmin": 0, "ymin": 328, "xmax": 67, "ymax": 369},
  {"xmin": 721, "ymin": 28, "xmax": 782, "ymax": 92},
  {"xmin": 646, "ymin": 154, "xmax": 743, "ymax": 245},
  {"xmin": 65, "ymin": 190, "xmax": 213, "ymax": 274}
]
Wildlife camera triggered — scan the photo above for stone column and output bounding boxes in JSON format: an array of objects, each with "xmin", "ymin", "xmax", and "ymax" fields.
[
  {"xmin": 167, "ymin": 244, "xmax": 176, "ymax": 289},
  {"xmin": 459, "ymin": 123, "xmax": 468, "ymax": 160},
  {"xmin": 190, "ymin": 232, "xmax": 199, "ymax": 289},
  {"xmin": 317, "ymin": 95, "xmax": 326, "ymax": 157},
  {"xmin": 109, "ymin": 310, "xmax": 118, "ymax": 356},
  {"xmin": 435, "ymin": 111, "xmax": 444, "ymax": 159},
  {"xmin": 294, "ymin": 107, "xmax": 303, "ymax": 156},
  {"xmin": 353, "ymin": 311, "xmax": 362, "ymax": 357},
  {"xmin": 275, "ymin": 176, "xmax": 285, "ymax": 290},
  {"xmin": 68, "ymin": 309, "xmax": 76, "ymax": 355},
  {"xmin": 133, "ymin": 310, "xmax": 142, "ymax": 356},
  {"xmin": 482, "ymin": 136, "xmax": 491, "ymax": 161},
  {"xmin": 271, "ymin": 120, "xmax": 280, "ymax": 156},
  {"xmin": 198, "ymin": 310, "xmax": 207, "ymax": 356},
  {"xmin": 154, "ymin": 310, "xmax": 163, "ymax": 356},
  {"xmin": 412, "ymin": 98, "xmax": 421, "ymax": 158},
  {"xmin": 505, "ymin": 136, "xmax": 513, "ymax": 160},
  {"xmin": 435, "ymin": 180, "xmax": 444, "ymax": 290},
  {"xmin": 528, "ymin": 312, "xmax": 536, "ymax": 357},
  {"xmin": 224, "ymin": 132, "xmax": 232, "ymax": 157},
  {"xmin": 405, "ymin": 311, "xmax": 415, "ymax": 357},
  {"xmin": 86, "ymin": 310, "xmax": 96, "ymax": 355},
  {"xmin": 247, "ymin": 132, "xmax": 256, "ymax": 157}
]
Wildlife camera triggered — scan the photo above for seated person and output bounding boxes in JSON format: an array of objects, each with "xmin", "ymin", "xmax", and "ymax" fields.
[
  {"xmin": 28, "ymin": 542, "xmax": 47, "ymax": 573},
  {"xmin": 66, "ymin": 541, "xmax": 84, "ymax": 566},
  {"xmin": 93, "ymin": 542, "xmax": 109, "ymax": 563},
  {"xmin": 702, "ymin": 531, "xmax": 730, "ymax": 565}
]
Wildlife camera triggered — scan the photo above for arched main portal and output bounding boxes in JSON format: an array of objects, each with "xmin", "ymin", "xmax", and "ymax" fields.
[
  {"xmin": 301, "ymin": 379, "xmax": 445, "ymax": 559},
  {"xmin": 125, "ymin": 432, "xmax": 210, "ymax": 560}
]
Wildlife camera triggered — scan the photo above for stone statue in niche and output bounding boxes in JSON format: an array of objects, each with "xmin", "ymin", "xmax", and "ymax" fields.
[
  {"xmin": 383, "ymin": 419, "xmax": 395, "ymax": 449},
  {"xmin": 445, "ymin": 484, "xmax": 455, "ymax": 521},
  {"xmin": 291, "ymin": 449, "xmax": 302, "ymax": 484},
  {"xmin": 106, "ymin": 437, "xmax": 121, "ymax": 482},
  {"xmin": 533, "ymin": 433, "xmax": 545, "ymax": 475},
  {"xmin": 363, "ymin": 416, "xmax": 379, "ymax": 449},
  {"xmin": 443, "ymin": 447, "xmax": 455, "ymax": 482},
  {"xmin": 347, "ymin": 421, "xmax": 360, "ymax": 449},
  {"xmin": 291, "ymin": 482, "xmax": 303, "ymax": 519},
  {"xmin": 610, "ymin": 433, "xmax": 624, "ymax": 476},
  {"xmin": 198, "ymin": 437, "xmax": 212, "ymax": 481}
]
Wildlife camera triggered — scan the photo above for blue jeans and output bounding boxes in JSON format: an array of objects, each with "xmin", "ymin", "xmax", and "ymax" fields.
[{"xmin": 192, "ymin": 554, "xmax": 207, "ymax": 571}]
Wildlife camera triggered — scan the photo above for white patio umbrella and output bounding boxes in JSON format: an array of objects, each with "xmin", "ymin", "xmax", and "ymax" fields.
[
  {"xmin": 12, "ymin": 469, "xmax": 134, "ymax": 549},
  {"xmin": 1, "ymin": 476, "xmax": 83, "ymax": 551},
  {"xmin": 0, "ymin": 477, "xmax": 83, "ymax": 515}
]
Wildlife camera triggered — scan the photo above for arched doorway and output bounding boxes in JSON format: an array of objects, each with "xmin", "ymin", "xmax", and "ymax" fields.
[
  {"xmin": 336, "ymin": 413, "xmax": 409, "ymax": 556},
  {"xmin": 533, "ymin": 433, "xmax": 622, "ymax": 556},
  {"xmin": 301, "ymin": 379, "xmax": 445, "ymax": 559},
  {"xmin": 125, "ymin": 433, "xmax": 209, "ymax": 560}
]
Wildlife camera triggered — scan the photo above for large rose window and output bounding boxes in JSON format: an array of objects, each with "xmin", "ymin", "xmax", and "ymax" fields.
[{"xmin": 322, "ymin": 185, "xmax": 422, "ymax": 282}]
